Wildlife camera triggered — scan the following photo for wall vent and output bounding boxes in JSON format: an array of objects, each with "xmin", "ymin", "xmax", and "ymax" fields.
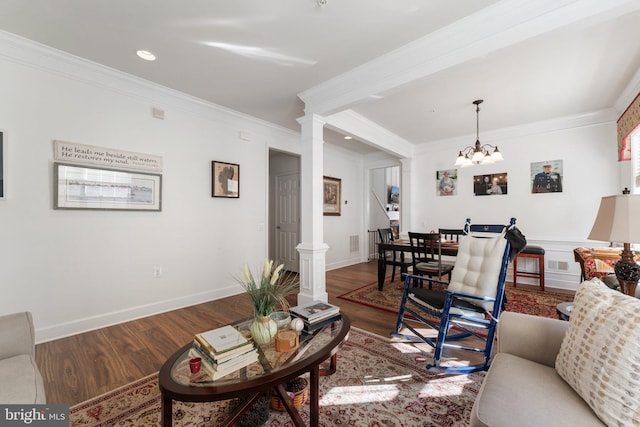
[
  {"xmin": 349, "ymin": 235, "xmax": 359, "ymax": 252},
  {"xmin": 548, "ymin": 260, "xmax": 558, "ymax": 270},
  {"xmin": 558, "ymin": 261, "xmax": 569, "ymax": 271}
]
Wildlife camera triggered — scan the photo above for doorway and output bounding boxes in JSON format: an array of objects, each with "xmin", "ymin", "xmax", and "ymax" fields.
[{"xmin": 269, "ymin": 150, "xmax": 301, "ymax": 272}]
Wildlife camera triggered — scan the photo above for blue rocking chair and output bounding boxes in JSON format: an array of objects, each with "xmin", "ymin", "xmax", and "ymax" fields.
[{"xmin": 392, "ymin": 218, "xmax": 516, "ymax": 374}]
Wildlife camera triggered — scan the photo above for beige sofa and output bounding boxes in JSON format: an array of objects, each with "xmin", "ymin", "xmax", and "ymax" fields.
[
  {"xmin": 0, "ymin": 311, "xmax": 46, "ymax": 403},
  {"xmin": 471, "ymin": 279, "xmax": 639, "ymax": 427}
]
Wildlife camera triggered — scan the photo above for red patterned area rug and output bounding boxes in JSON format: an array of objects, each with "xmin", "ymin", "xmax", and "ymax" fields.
[
  {"xmin": 338, "ymin": 280, "xmax": 573, "ymax": 319},
  {"xmin": 70, "ymin": 327, "xmax": 485, "ymax": 427}
]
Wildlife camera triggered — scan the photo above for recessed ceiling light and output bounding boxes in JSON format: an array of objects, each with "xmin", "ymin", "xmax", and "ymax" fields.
[
  {"xmin": 344, "ymin": 136, "xmax": 353, "ymax": 140},
  {"xmin": 136, "ymin": 50, "xmax": 156, "ymax": 61}
]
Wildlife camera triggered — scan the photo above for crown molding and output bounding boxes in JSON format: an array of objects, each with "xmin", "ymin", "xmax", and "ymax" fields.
[
  {"xmin": 299, "ymin": 0, "xmax": 640, "ymax": 117},
  {"xmin": 0, "ymin": 30, "xmax": 299, "ymax": 140},
  {"xmin": 415, "ymin": 108, "xmax": 617, "ymax": 154}
]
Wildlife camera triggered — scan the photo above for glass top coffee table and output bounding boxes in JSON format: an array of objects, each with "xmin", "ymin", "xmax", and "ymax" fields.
[{"xmin": 158, "ymin": 314, "xmax": 350, "ymax": 427}]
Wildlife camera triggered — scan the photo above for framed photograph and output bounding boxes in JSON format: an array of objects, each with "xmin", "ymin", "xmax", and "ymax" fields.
[
  {"xmin": 54, "ymin": 163, "xmax": 162, "ymax": 211},
  {"xmin": 436, "ymin": 169, "xmax": 457, "ymax": 196},
  {"xmin": 388, "ymin": 186, "xmax": 400, "ymax": 203},
  {"xmin": 531, "ymin": 160, "xmax": 563, "ymax": 193},
  {"xmin": 0, "ymin": 131, "xmax": 4, "ymax": 199},
  {"xmin": 212, "ymin": 161, "xmax": 240, "ymax": 198},
  {"xmin": 473, "ymin": 173, "xmax": 508, "ymax": 196},
  {"xmin": 323, "ymin": 176, "xmax": 341, "ymax": 216}
]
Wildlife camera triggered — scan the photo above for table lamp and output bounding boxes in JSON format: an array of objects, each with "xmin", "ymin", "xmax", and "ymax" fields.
[{"xmin": 587, "ymin": 190, "xmax": 640, "ymax": 296}]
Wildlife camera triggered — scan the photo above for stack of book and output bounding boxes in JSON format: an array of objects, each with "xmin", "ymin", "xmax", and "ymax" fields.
[
  {"xmin": 290, "ymin": 301, "xmax": 341, "ymax": 332},
  {"xmin": 190, "ymin": 324, "xmax": 259, "ymax": 380}
]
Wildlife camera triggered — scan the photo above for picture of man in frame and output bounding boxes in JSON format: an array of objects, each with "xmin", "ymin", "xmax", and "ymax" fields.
[{"xmin": 531, "ymin": 160, "xmax": 563, "ymax": 193}]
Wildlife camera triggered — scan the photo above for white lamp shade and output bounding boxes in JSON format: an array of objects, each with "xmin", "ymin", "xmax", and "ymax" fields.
[
  {"xmin": 588, "ymin": 195, "xmax": 640, "ymax": 243},
  {"xmin": 471, "ymin": 151, "xmax": 484, "ymax": 163}
]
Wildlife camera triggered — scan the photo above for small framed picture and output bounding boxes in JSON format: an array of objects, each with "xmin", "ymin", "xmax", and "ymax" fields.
[
  {"xmin": 531, "ymin": 160, "xmax": 563, "ymax": 193},
  {"xmin": 474, "ymin": 173, "xmax": 508, "ymax": 196},
  {"xmin": 323, "ymin": 176, "xmax": 341, "ymax": 216},
  {"xmin": 436, "ymin": 169, "xmax": 457, "ymax": 196},
  {"xmin": 212, "ymin": 161, "xmax": 240, "ymax": 198}
]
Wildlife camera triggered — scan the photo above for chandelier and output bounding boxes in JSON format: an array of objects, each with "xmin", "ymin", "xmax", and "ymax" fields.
[{"xmin": 454, "ymin": 100, "xmax": 503, "ymax": 167}]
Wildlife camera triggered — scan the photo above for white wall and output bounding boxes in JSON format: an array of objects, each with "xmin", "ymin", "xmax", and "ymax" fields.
[
  {"xmin": 323, "ymin": 144, "xmax": 365, "ymax": 270},
  {"xmin": 0, "ymin": 35, "xmax": 368, "ymax": 342},
  {"xmin": 411, "ymin": 119, "xmax": 621, "ymax": 290},
  {"xmin": 0, "ymin": 37, "xmax": 306, "ymax": 342}
]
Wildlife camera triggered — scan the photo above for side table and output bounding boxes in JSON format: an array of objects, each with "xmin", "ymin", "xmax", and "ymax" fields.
[{"xmin": 556, "ymin": 302, "xmax": 573, "ymax": 321}]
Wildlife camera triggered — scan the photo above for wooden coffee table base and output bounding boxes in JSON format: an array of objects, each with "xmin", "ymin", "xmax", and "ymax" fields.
[{"xmin": 162, "ymin": 355, "xmax": 338, "ymax": 427}]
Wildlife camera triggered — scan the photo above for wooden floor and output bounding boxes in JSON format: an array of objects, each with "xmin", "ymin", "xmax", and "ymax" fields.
[{"xmin": 36, "ymin": 261, "xmax": 399, "ymax": 406}]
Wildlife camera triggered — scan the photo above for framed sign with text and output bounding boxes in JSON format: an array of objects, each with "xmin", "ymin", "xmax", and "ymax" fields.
[{"xmin": 54, "ymin": 163, "xmax": 162, "ymax": 211}]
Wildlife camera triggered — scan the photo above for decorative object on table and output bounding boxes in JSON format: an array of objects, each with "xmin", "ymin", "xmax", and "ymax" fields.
[
  {"xmin": 588, "ymin": 189, "xmax": 640, "ymax": 296},
  {"xmin": 270, "ymin": 377, "xmax": 309, "ymax": 411},
  {"xmin": 270, "ymin": 311, "xmax": 292, "ymax": 329},
  {"xmin": 289, "ymin": 317, "xmax": 304, "ymax": 334},
  {"xmin": 454, "ymin": 99, "xmax": 504, "ymax": 167},
  {"xmin": 323, "ymin": 175, "xmax": 342, "ymax": 216},
  {"xmin": 290, "ymin": 300, "xmax": 342, "ymax": 333},
  {"xmin": 530, "ymin": 160, "xmax": 563, "ymax": 193},
  {"xmin": 212, "ymin": 160, "xmax": 239, "ymax": 198},
  {"xmin": 54, "ymin": 163, "xmax": 162, "ymax": 211},
  {"xmin": 274, "ymin": 329, "xmax": 299, "ymax": 352},
  {"xmin": 188, "ymin": 357, "xmax": 201, "ymax": 374},
  {"xmin": 238, "ymin": 260, "xmax": 298, "ymax": 345},
  {"xmin": 190, "ymin": 324, "xmax": 259, "ymax": 379},
  {"xmin": 290, "ymin": 300, "xmax": 339, "ymax": 323}
]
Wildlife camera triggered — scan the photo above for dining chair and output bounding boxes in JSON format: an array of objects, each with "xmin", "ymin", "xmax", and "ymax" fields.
[
  {"xmin": 438, "ymin": 228, "xmax": 463, "ymax": 268},
  {"xmin": 438, "ymin": 228, "xmax": 464, "ymax": 243},
  {"xmin": 408, "ymin": 232, "xmax": 454, "ymax": 285},
  {"xmin": 377, "ymin": 228, "xmax": 412, "ymax": 283}
]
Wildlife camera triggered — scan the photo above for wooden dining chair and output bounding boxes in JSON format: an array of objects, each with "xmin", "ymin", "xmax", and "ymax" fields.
[
  {"xmin": 438, "ymin": 228, "xmax": 464, "ymax": 243},
  {"xmin": 438, "ymin": 228, "xmax": 464, "ymax": 268},
  {"xmin": 408, "ymin": 232, "xmax": 454, "ymax": 286},
  {"xmin": 377, "ymin": 228, "xmax": 412, "ymax": 283}
]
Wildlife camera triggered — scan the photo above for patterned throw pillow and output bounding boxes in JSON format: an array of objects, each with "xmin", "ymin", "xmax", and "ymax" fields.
[{"xmin": 555, "ymin": 279, "xmax": 640, "ymax": 425}]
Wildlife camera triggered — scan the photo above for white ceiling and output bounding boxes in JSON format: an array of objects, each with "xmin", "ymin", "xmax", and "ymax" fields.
[{"xmin": 1, "ymin": 0, "xmax": 639, "ymax": 154}]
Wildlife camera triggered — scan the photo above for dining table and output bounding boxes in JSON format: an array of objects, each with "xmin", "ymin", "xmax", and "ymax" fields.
[{"xmin": 377, "ymin": 239, "xmax": 459, "ymax": 290}]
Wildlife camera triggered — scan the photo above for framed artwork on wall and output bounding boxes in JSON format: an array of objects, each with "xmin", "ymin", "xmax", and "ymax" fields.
[
  {"xmin": 436, "ymin": 169, "xmax": 457, "ymax": 196},
  {"xmin": 212, "ymin": 161, "xmax": 240, "ymax": 198},
  {"xmin": 531, "ymin": 160, "xmax": 563, "ymax": 193},
  {"xmin": 54, "ymin": 163, "xmax": 162, "ymax": 211},
  {"xmin": 473, "ymin": 173, "xmax": 508, "ymax": 196},
  {"xmin": 323, "ymin": 176, "xmax": 341, "ymax": 216}
]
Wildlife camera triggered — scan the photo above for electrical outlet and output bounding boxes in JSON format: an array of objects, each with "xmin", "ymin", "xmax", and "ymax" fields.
[{"xmin": 153, "ymin": 267, "xmax": 162, "ymax": 278}]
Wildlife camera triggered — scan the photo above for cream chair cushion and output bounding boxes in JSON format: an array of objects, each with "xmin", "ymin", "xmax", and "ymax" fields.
[
  {"xmin": 555, "ymin": 279, "xmax": 640, "ymax": 426},
  {"xmin": 447, "ymin": 232, "xmax": 507, "ymax": 311}
]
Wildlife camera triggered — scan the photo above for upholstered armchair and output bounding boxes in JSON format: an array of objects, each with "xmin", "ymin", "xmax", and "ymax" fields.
[{"xmin": 0, "ymin": 311, "xmax": 46, "ymax": 403}]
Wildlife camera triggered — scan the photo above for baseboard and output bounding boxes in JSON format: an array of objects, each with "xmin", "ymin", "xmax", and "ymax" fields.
[{"xmin": 35, "ymin": 286, "xmax": 240, "ymax": 343}]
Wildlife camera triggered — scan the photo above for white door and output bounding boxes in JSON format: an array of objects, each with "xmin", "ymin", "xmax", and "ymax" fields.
[{"xmin": 275, "ymin": 172, "xmax": 300, "ymax": 272}]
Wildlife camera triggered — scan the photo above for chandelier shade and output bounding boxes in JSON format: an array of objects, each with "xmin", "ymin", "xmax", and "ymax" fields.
[{"xmin": 454, "ymin": 100, "xmax": 503, "ymax": 167}]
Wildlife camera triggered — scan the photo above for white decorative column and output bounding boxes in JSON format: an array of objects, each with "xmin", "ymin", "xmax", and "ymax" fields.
[
  {"xmin": 399, "ymin": 157, "xmax": 413, "ymax": 236},
  {"xmin": 296, "ymin": 114, "xmax": 329, "ymax": 305}
]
